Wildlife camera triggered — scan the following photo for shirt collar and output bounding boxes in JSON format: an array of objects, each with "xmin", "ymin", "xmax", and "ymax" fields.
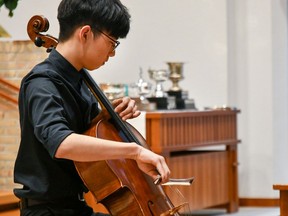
[{"xmin": 48, "ymin": 49, "xmax": 83, "ymax": 88}]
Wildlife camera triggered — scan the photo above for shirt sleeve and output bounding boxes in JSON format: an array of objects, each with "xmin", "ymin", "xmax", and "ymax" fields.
[{"xmin": 25, "ymin": 77, "xmax": 73, "ymax": 158}]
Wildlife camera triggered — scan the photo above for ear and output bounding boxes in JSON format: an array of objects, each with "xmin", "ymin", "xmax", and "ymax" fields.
[{"xmin": 79, "ymin": 25, "xmax": 92, "ymax": 42}]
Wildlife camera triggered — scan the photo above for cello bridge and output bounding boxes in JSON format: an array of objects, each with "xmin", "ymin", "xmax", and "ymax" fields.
[{"xmin": 160, "ymin": 202, "xmax": 188, "ymax": 216}]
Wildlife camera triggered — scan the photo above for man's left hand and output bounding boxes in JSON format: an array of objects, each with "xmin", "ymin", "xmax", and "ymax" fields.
[{"xmin": 112, "ymin": 97, "xmax": 141, "ymax": 121}]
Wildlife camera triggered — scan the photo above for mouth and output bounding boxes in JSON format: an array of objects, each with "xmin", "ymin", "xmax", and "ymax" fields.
[{"xmin": 103, "ymin": 59, "xmax": 108, "ymax": 65}]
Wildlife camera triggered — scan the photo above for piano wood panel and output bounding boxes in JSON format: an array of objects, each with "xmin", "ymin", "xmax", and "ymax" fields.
[
  {"xmin": 166, "ymin": 151, "xmax": 229, "ymax": 212},
  {"xmin": 145, "ymin": 109, "xmax": 240, "ymax": 213}
]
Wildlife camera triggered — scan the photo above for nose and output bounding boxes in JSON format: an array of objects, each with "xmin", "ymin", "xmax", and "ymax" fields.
[{"xmin": 109, "ymin": 50, "xmax": 116, "ymax": 57}]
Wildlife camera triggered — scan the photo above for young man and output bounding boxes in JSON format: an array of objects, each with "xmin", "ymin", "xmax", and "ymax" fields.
[{"xmin": 14, "ymin": 0, "xmax": 171, "ymax": 215}]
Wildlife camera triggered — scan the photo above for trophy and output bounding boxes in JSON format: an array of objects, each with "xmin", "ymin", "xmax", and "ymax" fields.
[
  {"xmin": 100, "ymin": 83, "xmax": 125, "ymax": 101},
  {"xmin": 148, "ymin": 68, "xmax": 169, "ymax": 98},
  {"xmin": 167, "ymin": 62, "xmax": 184, "ymax": 92},
  {"xmin": 135, "ymin": 68, "xmax": 152, "ymax": 104}
]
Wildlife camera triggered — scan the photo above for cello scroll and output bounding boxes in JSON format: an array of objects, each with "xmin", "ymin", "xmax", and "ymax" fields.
[{"xmin": 27, "ymin": 15, "xmax": 58, "ymax": 52}]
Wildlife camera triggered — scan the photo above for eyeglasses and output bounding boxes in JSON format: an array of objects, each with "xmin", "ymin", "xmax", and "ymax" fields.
[{"xmin": 96, "ymin": 28, "xmax": 120, "ymax": 51}]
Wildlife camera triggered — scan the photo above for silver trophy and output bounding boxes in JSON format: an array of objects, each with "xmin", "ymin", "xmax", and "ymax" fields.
[
  {"xmin": 148, "ymin": 69, "xmax": 169, "ymax": 97},
  {"xmin": 167, "ymin": 62, "xmax": 184, "ymax": 92},
  {"xmin": 100, "ymin": 83, "xmax": 125, "ymax": 101},
  {"xmin": 135, "ymin": 68, "xmax": 152, "ymax": 104}
]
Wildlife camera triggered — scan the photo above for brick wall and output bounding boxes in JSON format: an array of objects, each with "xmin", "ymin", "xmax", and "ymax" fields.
[{"xmin": 0, "ymin": 40, "xmax": 48, "ymax": 191}]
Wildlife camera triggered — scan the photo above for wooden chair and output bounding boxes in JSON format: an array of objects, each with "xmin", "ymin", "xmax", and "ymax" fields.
[
  {"xmin": 273, "ymin": 184, "xmax": 288, "ymax": 216},
  {"xmin": 0, "ymin": 191, "xmax": 19, "ymax": 216}
]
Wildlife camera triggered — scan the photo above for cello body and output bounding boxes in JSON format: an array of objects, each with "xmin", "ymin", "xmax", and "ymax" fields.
[{"xmin": 75, "ymin": 119, "xmax": 176, "ymax": 215}]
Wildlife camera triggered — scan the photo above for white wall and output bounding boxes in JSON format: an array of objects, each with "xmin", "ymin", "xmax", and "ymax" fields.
[
  {"xmin": 228, "ymin": 0, "xmax": 288, "ymax": 198},
  {"xmin": 271, "ymin": 0, "xmax": 288, "ymax": 186},
  {"xmin": 1, "ymin": 0, "xmax": 287, "ymax": 199},
  {"xmin": 0, "ymin": 0, "xmax": 228, "ymax": 109},
  {"xmin": 94, "ymin": 0, "xmax": 228, "ymax": 109},
  {"xmin": 0, "ymin": 0, "xmax": 59, "ymax": 40}
]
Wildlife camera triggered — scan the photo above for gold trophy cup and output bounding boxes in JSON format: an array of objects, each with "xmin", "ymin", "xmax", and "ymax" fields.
[{"xmin": 167, "ymin": 62, "xmax": 184, "ymax": 92}]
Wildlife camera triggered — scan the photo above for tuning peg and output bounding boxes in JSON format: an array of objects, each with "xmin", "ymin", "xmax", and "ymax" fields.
[{"xmin": 34, "ymin": 36, "xmax": 44, "ymax": 47}]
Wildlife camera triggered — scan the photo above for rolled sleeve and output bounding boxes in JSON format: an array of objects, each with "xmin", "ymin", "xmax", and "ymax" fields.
[{"xmin": 26, "ymin": 78, "xmax": 74, "ymax": 158}]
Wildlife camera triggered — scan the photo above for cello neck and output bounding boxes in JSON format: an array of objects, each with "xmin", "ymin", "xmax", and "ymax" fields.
[{"xmin": 82, "ymin": 69, "xmax": 141, "ymax": 144}]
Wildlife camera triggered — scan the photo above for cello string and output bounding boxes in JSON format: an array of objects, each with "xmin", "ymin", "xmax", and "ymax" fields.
[{"xmin": 167, "ymin": 185, "xmax": 192, "ymax": 216}]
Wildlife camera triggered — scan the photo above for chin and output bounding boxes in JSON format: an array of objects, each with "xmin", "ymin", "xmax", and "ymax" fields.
[
  {"xmin": 95, "ymin": 65, "xmax": 103, "ymax": 70},
  {"xmin": 87, "ymin": 64, "xmax": 102, "ymax": 70}
]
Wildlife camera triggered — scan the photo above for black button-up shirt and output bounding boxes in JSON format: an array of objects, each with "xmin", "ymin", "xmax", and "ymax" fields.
[{"xmin": 14, "ymin": 49, "xmax": 99, "ymax": 201}]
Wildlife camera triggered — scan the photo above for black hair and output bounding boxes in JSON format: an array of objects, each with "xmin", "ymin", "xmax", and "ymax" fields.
[{"xmin": 57, "ymin": 0, "xmax": 131, "ymax": 42}]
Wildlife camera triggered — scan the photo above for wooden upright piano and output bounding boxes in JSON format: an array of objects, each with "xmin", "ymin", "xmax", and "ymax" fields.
[{"xmin": 145, "ymin": 109, "xmax": 240, "ymax": 213}]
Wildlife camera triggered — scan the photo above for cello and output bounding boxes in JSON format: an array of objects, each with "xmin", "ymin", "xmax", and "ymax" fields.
[{"xmin": 27, "ymin": 15, "xmax": 192, "ymax": 216}]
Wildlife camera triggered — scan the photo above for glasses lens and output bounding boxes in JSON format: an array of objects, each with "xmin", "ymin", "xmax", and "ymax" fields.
[
  {"xmin": 95, "ymin": 28, "xmax": 120, "ymax": 50},
  {"xmin": 114, "ymin": 41, "xmax": 120, "ymax": 50}
]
